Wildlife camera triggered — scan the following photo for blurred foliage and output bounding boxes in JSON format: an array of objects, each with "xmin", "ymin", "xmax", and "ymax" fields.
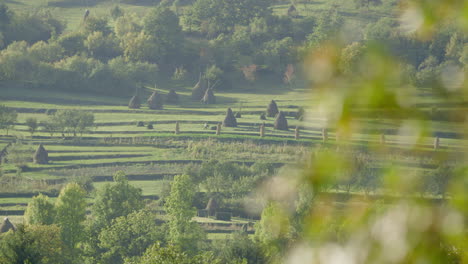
[{"xmin": 259, "ymin": 1, "xmax": 468, "ymax": 263}]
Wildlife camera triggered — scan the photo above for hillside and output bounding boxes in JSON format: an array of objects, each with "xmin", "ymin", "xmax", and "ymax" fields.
[{"xmin": 0, "ymin": 0, "xmax": 467, "ymax": 263}]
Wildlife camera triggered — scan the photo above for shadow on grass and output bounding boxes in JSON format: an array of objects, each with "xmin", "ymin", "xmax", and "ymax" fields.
[
  {"xmin": 5, "ymin": 0, "xmax": 24, "ymax": 5},
  {"xmin": 47, "ymin": 0, "xmax": 99, "ymax": 8}
]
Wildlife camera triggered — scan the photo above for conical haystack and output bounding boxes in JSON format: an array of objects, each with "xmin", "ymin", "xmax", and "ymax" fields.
[
  {"xmin": 274, "ymin": 111, "xmax": 288, "ymax": 131},
  {"xmin": 166, "ymin": 89, "xmax": 179, "ymax": 104},
  {"xmin": 191, "ymin": 74, "xmax": 207, "ymax": 101},
  {"xmin": 205, "ymin": 197, "xmax": 219, "ymax": 216},
  {"xmin": 260, "ymin": 113, "xmax": 266, "ymax": 120},
  {"xmin": 33, "ymin": 144, "xmax": 48, "ymax": 164},
  {"xmin": 287, "ymin": 4, "xmax": 298, "ymax": 16},
  {"xmin": 0, "ymin": 217, "xmax": 16, "ymax": 233},
  {"xmin": 128, "ymin": 95, "xmax": 141, "ymax": 109},
  {"xmin": 295, "ymin": 126, "xmax": 300, "ymax": 140},
  {"xmin": 175, "ymin": 121, "xmax": 180, "ymax": 135},
  {"xmin": 223, "ymin": 108, "xmax": 237, "ymax": 127},
  {"xmin": 201, "ymin": 88, "xmax": 216, "ymax": 104},
  {"xmin": 267, "ymin": 100, "xmax": 279, "ymax": 118},
  {"xmin": 147, "ymin": 91, "xmax": 164, "ymax": 110}
]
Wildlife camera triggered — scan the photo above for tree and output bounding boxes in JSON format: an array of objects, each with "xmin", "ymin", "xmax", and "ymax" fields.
[
  {"xmin": 216, "ymin": 232, "xmax": 267, "ymax": 264},
  {"xmin": 339, "ymin": 42, "xmax": 366, "ymax": 74},
  {"xmin": 427, "ymin": 164, "xmax": 454, "ymax": 199},
  {"xmin": 204, "ymin": 65, "xmax": 223, "ymax": 84},
  {"xmin": 51, "ymin": 110, "xmax": 95, "ymax": 137},
  {"xmin": 0, "ymin": 105, "xmax": 17, "ymax": 135},
  {"xmin": 254, "ymin": 202, "xmax": 291, "ymax": 261},
  {"xmin": 98, "ymin": 210, "xmax": 164, "ymax": 264},
  {"xmin": 306, "ymin": 9, "xmax": 343, "ymax": 47},
  {"xmin": 82, "ymin": 16, "xmax": 111, "ymax": 36},
  {"xmin": 56, "ymin": 31, "xmax": 86, "ymax": 56},
  {"xmin": 143, "ymin": 7, "xmax": 183, "ymax": 66},
  {"xmin": 85, "ymin": 31, "xmax": 121, "ymax": 61},
  {"xmin": 28, "ymin": 41, "xmax": 64, "ymax": 63},
  {"xmin": 188, "ymin": 0, "xmax": 270, "ymax": 35},
  {"xmin": 5, "ymin": 142, "xmax": 33, "ymax": 170},
  {"xmin": 24, "ymin": 193, "xmax": 55, "ymax": 225},
  {"xmin": 92, "ymin": 171, "xmax": 144, "ymax": 229},
  {"xmin": 121, "ymin": 32, "xmax": 158, "ymax": 62},
  {"xmin": 114, "ymin": 13, "xmax": 142, "ymax": 38},
  {"xmin": 0, "ymin": 224, "xmax": 65, "ymax": 264},
  {"xmin": 127, "ymin": 243, "xmax": 222, "ymax": 264},
  {"xmin": 40, "ymin": 120, "xmax": 59, "ymax": 137},
  {"xmin": 25, "ymin": 117, "xmax": 38, "ymax": 136},
  {"xmin": 3, "ymin": 10, "xmax": 64, "ymax": 45},
  {"xmin": 55, "ymin": 183, "xmax": 87, "ymax": 260},
  {"xmin": 165, "ymin": 174, "xmax": 205, "ymax": 254}
]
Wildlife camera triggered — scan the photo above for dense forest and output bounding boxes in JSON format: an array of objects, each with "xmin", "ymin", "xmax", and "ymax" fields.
[
  {"xmin": 0, "ymin": 0, "xmax": 466, "ymax": 94},
  {"xmin": 0, "ymin": 0, "xmax": 467, "ymax": 263}
]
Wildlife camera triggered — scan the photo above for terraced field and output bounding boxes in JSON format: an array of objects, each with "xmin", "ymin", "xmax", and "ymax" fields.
[
  {"xmin": 1, "ymin": 83, "xmax": 464, "ymax": 228},
  {"xmin": 0, "ymin": 0, "xmax": 465, "ymax": 238}
]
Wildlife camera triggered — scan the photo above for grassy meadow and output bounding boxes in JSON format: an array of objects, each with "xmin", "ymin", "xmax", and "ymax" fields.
[{"xmin": 0, "ymin": 0, "xmax": 465, "ymax": 241}]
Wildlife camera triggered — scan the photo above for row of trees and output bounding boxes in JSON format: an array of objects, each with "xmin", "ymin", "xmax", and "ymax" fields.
[
  {"xmin": 0, "ymin": 106, "xmax": 95, "ymax": 137},
  {"xmin": 0, "ymin": 171, "xmax": 269, "ymax": 263},
  {"xmin": 0, "ymin": 0, "xmax": 464, "ymax": 95}
]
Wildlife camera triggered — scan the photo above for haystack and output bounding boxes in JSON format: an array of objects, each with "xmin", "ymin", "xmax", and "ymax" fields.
[
  {"xmin": 191, "ymin": 74, "xmax": 207, "ymax": 101},
  {"xmin": 295, "ymin": 126, "xmax": 300, "ymax": 140},
  {"xmin": 0, "ymin": 217, "xmax": 16, "ymax": 233},
  {"xmin": 287, "ymin": 4, "xmax": 298, "ymax": 16},
  {"xmin": 128, "ymin": 95, "xmax": 141, "ymax": 109},
  {"xmin": 166, "ymin": 89, "xmax": 179, "ymax": 104},
  {"xmin": 33, "ymin": 144, "xmax": 48, "ymax": 164},
  {"xmin": 235, "ymin": 112, "xmax": 242, "ymax": 118},
  {"xmin": 274, "ymin": 111, "xmax": 288, "ymax": 131},
  {"xmin": 260, "ymin": 123, "xmax": 265, "ymax": 137},
  {"xmin": 201, "ymin": 88, "xmax": 216, "ymax": 104},
  {"xmin": 205, "ymin": 197, "xmax": 219, "ymax": 216},
  {"xmin": 223, "ymin": 108, "xmax": 237, "ymax": 127},
  {"xmin": 147, "ymin": 91, "xmax": 164, "ymax": 110},
  {"xmin": 267, "ymin": 100, "xmax": 279, "ymax": 118},
  {"xmin": 260, "ymin": 113, "xmax": 266, "ymax": 120}
]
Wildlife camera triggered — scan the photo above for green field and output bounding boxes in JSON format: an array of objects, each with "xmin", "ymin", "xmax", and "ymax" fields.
[{"xmin": 0, "ymin": 0, "xmax": 465, "ymax": 245}]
